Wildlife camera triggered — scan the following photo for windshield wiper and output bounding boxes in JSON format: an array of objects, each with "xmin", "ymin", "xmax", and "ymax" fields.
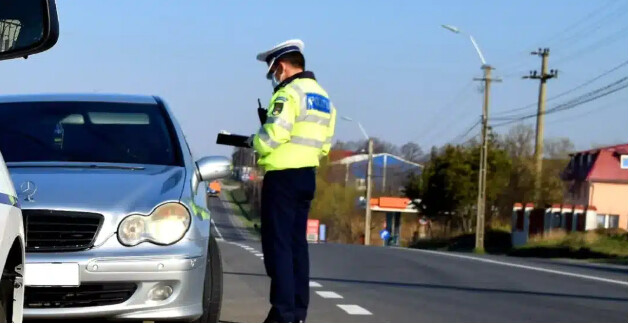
[{"xmin": 7, "ymin": 162, "xmax": 145, "ymax": 171}]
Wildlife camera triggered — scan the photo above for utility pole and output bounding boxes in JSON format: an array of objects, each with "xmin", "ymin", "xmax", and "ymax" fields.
[
  {"xmin": 364, "ymin": 138, "xmax": 374, "ymax": 246},
  {"xmin": 524, "ymin": 48, "xmax": 558, "ymax": 204},
  {"xmin": 473, "ymin": 64, "xmax": 501, "ymax": 252}
]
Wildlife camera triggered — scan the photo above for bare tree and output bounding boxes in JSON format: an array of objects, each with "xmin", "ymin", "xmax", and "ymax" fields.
[
  {"xmin": 400, "ymin": 142, "xmax": 424, "ymax": 163},
  {"xmin": 545, "ymin": 138, "xmax": 575, "ymax": 159},
  {"xmin": 502, "ymin": 124, "xmax": 535, "ymax": 158}
]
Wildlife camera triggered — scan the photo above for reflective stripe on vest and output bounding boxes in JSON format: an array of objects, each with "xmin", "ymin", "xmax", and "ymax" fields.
[
  {"xmin": 258, "ymin": 129, "xmax": 281, "ymax": 148},
  {"xmin": 266, "ymin": 116, "xmax": 293, "ymax": 132},
  {"xmin": 290, "ymin": 136, "xmax": 325, "ymax": 149},
  {"xmin": 289, "ymin": 83, "xmax": 332, "ymax": 147},
  {"xmin": 296, "ymin": 114, "xmax": 330, "ymax": 126}
]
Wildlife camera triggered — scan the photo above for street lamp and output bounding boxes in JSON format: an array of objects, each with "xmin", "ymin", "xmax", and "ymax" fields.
[
  {"xmin": 442, "ymin": 24, "xmax": 498, "ymax": 252},
  {"xmin": 341, "ymin": 116, "xmax": 374, "ymax": 246},
  {"xmin": 441, "ymin": 24, "xmax": 487, "ymax": 66}
]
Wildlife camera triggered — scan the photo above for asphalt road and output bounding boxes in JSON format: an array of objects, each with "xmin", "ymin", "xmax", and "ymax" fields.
[{"xmin": 208, "ymin": 194, "xmax": 628, "ymax": 323}]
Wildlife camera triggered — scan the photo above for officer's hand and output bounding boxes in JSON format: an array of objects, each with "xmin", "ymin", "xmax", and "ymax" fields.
[{"xmin": 258, "ymin": 107, "xmax": 268, "ymax": 124}]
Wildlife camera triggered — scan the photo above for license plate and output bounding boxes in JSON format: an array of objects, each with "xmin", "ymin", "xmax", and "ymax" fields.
[{"xmin": 25, "ymin": 263, "xmax": 80, "ymax": 286}]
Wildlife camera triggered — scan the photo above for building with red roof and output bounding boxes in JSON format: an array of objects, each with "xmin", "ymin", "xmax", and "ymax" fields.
[{"xmin": 563, "ymin": 144, "xmax": 628, "ymax": 230}]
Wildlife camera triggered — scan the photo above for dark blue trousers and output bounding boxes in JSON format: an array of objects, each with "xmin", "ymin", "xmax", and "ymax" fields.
[{"xmin": 261, "ymin": 167, "xmax": 315, "ymax": 323}]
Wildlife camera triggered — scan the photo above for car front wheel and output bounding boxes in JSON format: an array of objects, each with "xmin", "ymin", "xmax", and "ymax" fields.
[{"xmin": 195, "ymin": 235, "xmax": 222, "ymax": 322}]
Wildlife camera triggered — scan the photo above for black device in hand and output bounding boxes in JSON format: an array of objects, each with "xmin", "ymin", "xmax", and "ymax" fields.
[
  {"xmin": 216, "ymin": 133, "xmax": 251, "ymax": 148},
  {"xmin": 257, "ymin": 98, "xmax": 267, "ymax": 125}
]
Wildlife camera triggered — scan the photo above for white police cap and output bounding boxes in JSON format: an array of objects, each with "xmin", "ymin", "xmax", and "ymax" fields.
[{"xmin": 256, "ymin": 39, "xmax": 304, "ymax": 78}]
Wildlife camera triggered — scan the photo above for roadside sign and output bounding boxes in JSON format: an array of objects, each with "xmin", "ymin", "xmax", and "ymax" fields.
[
  {"xmin": 621, "ymin": 155, "xmax": 628, "ymax": 169},
  {"xmin": 379, "ymin": 229, "xmax": 390, "ymax": 241},
  {"xmin": 307, "ymin": 219, "xmax": 320, "ymax": 242}
]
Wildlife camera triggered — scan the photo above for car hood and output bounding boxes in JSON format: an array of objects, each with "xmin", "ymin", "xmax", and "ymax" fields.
[{"xmin": 9, "ymin": 164, "xmax": 186, "ymax": 217}]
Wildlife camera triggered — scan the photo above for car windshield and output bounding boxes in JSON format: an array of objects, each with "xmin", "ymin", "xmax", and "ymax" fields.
[{"xmin": 0, "ymin": 101, "xmax": 180, "ymax": 166}]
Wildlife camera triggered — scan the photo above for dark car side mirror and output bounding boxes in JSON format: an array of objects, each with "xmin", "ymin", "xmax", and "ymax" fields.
[{"xmin": 0, "ymin": 0, "xmax": 59, "ymax": 61}]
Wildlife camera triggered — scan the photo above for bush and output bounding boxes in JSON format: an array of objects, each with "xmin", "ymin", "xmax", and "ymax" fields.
[
  {"xmin": 411, "ymin": 229, "xmax": 512, "ymax": 254},
  {"xmin": 510, "ymin": 230, "xmax": 628, "ymax": 259}
]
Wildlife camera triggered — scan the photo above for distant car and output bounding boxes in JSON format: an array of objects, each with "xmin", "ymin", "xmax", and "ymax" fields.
[
  {"xmin": 206, "ymin": 181, "xmax": 221, "ymax": 198},
  {"xmin": 0, "ymin": 94, "xmax": 231, "ymax": 322}
]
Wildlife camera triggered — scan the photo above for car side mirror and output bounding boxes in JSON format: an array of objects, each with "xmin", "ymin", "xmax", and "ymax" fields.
[
  {"xmin": 0, "ymin": 0, "xmax": 59, "ymax": 61},
  {"xmin": 195, "ymin": 156, "xmax": 232, "ymax": 182}
]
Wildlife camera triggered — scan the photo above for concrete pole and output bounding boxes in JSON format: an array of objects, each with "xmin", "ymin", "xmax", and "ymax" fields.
[
  {"xmin": 533, "ymin": 49, "xmax": 553, "ymax": 203},
  {"xmin": 475, "ymin": 64, "xmax": 493, "ymax": 252}
]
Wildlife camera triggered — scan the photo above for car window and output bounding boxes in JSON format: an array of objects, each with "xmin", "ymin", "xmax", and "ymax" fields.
[{"xmin": 0, "ymin": 101, "xmax": 181, "ymax": 166}]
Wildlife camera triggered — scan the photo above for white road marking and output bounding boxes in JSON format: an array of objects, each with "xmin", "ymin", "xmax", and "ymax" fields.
[
  {"xmin": 309, "ymin": 281, "xmax": 322, "ymax": 288},
  {"xmin": 210, "ymin": 219, "xmax": 223, "ymax": 240},
  {"xmin": 255, "ymin": 253, "xmax": 264, "ymax": 257},
  {"xmin": 337, "ymin": 304, "xmax": 372, "ymax": 315},
  {"xmin": 315, "ymin": 291, "xmax": 343, "ymax": 299},
  {"xmin": 405, "ymin": 248, "xmax": 628, "ymax": 286}
]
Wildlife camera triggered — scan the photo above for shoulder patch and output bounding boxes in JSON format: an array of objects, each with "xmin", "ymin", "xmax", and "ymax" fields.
[{"xmin": 272, "ymin": 101, "xmax": 284, "ymax": 116}]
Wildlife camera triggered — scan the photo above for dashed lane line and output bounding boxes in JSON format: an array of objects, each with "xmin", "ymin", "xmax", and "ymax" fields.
[
  {"xmin": 222, "ymin": 240, "xmax": 373, "ymax": 317},
  {"xmin": 315, "ymin": 291, "xmax": 343, "ymax": 299},
  {"xmin": 309, "ymin": 281, "xmax": 322, "ymax": 288},
  {"xmin": 337, "ymin": 304, "xmax": 372, "ymax": 315}
]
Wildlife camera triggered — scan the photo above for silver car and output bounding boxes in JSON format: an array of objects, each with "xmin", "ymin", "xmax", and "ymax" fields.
[{"xmin": 0, "ymin": 94, "xmax": 230, "ymax": 322}]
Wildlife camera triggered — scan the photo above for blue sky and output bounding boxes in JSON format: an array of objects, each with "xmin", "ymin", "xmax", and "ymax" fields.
[{"xmin": 1, "ymin": 0, "xmax": 627, "ymax": 157}]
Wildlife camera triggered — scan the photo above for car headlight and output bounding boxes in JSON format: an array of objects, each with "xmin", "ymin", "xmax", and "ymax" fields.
[{"xmin": 118, "ymin": 202, "xmax": 191, "ymax": 246}]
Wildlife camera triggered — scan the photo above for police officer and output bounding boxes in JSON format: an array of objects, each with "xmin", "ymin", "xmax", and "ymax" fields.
[{"xmin": 251, "ymin": 39, "xmax": 336, "ymax": 323}]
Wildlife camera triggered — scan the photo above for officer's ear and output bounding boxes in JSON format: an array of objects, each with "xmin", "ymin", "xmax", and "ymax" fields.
[{"xmin": 275, "ymin": 61, "xmax": 286, "ymax": 77}]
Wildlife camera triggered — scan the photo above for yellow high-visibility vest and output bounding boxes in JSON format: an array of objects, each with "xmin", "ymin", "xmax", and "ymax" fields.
[{"xmin": 253, "ymin": 72, "xmax": 337, "ymax": 171}]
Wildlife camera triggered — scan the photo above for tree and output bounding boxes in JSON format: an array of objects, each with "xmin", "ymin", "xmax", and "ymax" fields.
[
  {"xmin": 496, "ymin": 124, "xmax": 574, "ymax": 210},
  {"xmin": 407, "ymin": 145, "xmax": 477, "ymax": 233},
  {"xmin": 503, "ymin": 124, "xmax": 535, "ymax": 159},
  {"xmin": 400, "ymin": 142, "xmax": 424, "ymax": 163},
  {"xmin": 545, "ymin": 138, "xmax": 575, "ymax": 159},
  {"xmin": 332, "ymin": 140, "xmax": 348, "ymax": 151},
  {"xmin": 309, "ymin": 159, "xmax": 365, "ymax": 243}
]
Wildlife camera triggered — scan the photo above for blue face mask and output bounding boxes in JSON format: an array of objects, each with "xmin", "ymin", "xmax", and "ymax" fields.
[
  {"xmin": 271, "ymin": 74, "xmax": 280, "ymax": 89},
  {"xmin": 270, "ymin": 66, "xmax": 282, "ymax": 89}
]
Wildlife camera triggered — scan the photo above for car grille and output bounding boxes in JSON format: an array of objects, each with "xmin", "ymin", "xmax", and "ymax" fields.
[
  {"xmin": 22, "ymin": 210, "xmax": 104, "ymax": 252},
  {"xmin": 25, "ymin": 283, "xmax": 137, "ymax": 308}
]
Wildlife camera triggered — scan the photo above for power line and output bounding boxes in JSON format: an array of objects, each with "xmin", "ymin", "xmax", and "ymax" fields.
[
  {"xmin": 553, "ymin": 28, "xmax": 628, "ymax": 66},
  {"xmin": 491, "ymin": 77, "xmax": 628, "ymax": 128},
  {"xmin": 449, "ymin": 119, "xmax": 481, "ymax": 145},
  {"xmin": 498, "ymin": 0, "xmax": 623, "ymax": 75},
  {"xmin": 494, "ymin": 76, "xmax": 627, "ymax": 122},
  {"xmin": 493, "ymin": 60, "xmax": 628, "ymax": 117},
  {"xmin": 545, "ymin": 97, "xmax": 626, "ymax": 126},
  {"xmin": 550, "ymin": 4, "xmax": 627, "ymax": 48},
  {"xmin": 411, "ymin": 80, "xmax": 476, "ymax": 146}
]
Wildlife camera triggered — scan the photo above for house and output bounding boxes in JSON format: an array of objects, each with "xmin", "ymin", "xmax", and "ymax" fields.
[{"xmin": 562, "ymin": 144, "xmax": 628, "ymax": 230}]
